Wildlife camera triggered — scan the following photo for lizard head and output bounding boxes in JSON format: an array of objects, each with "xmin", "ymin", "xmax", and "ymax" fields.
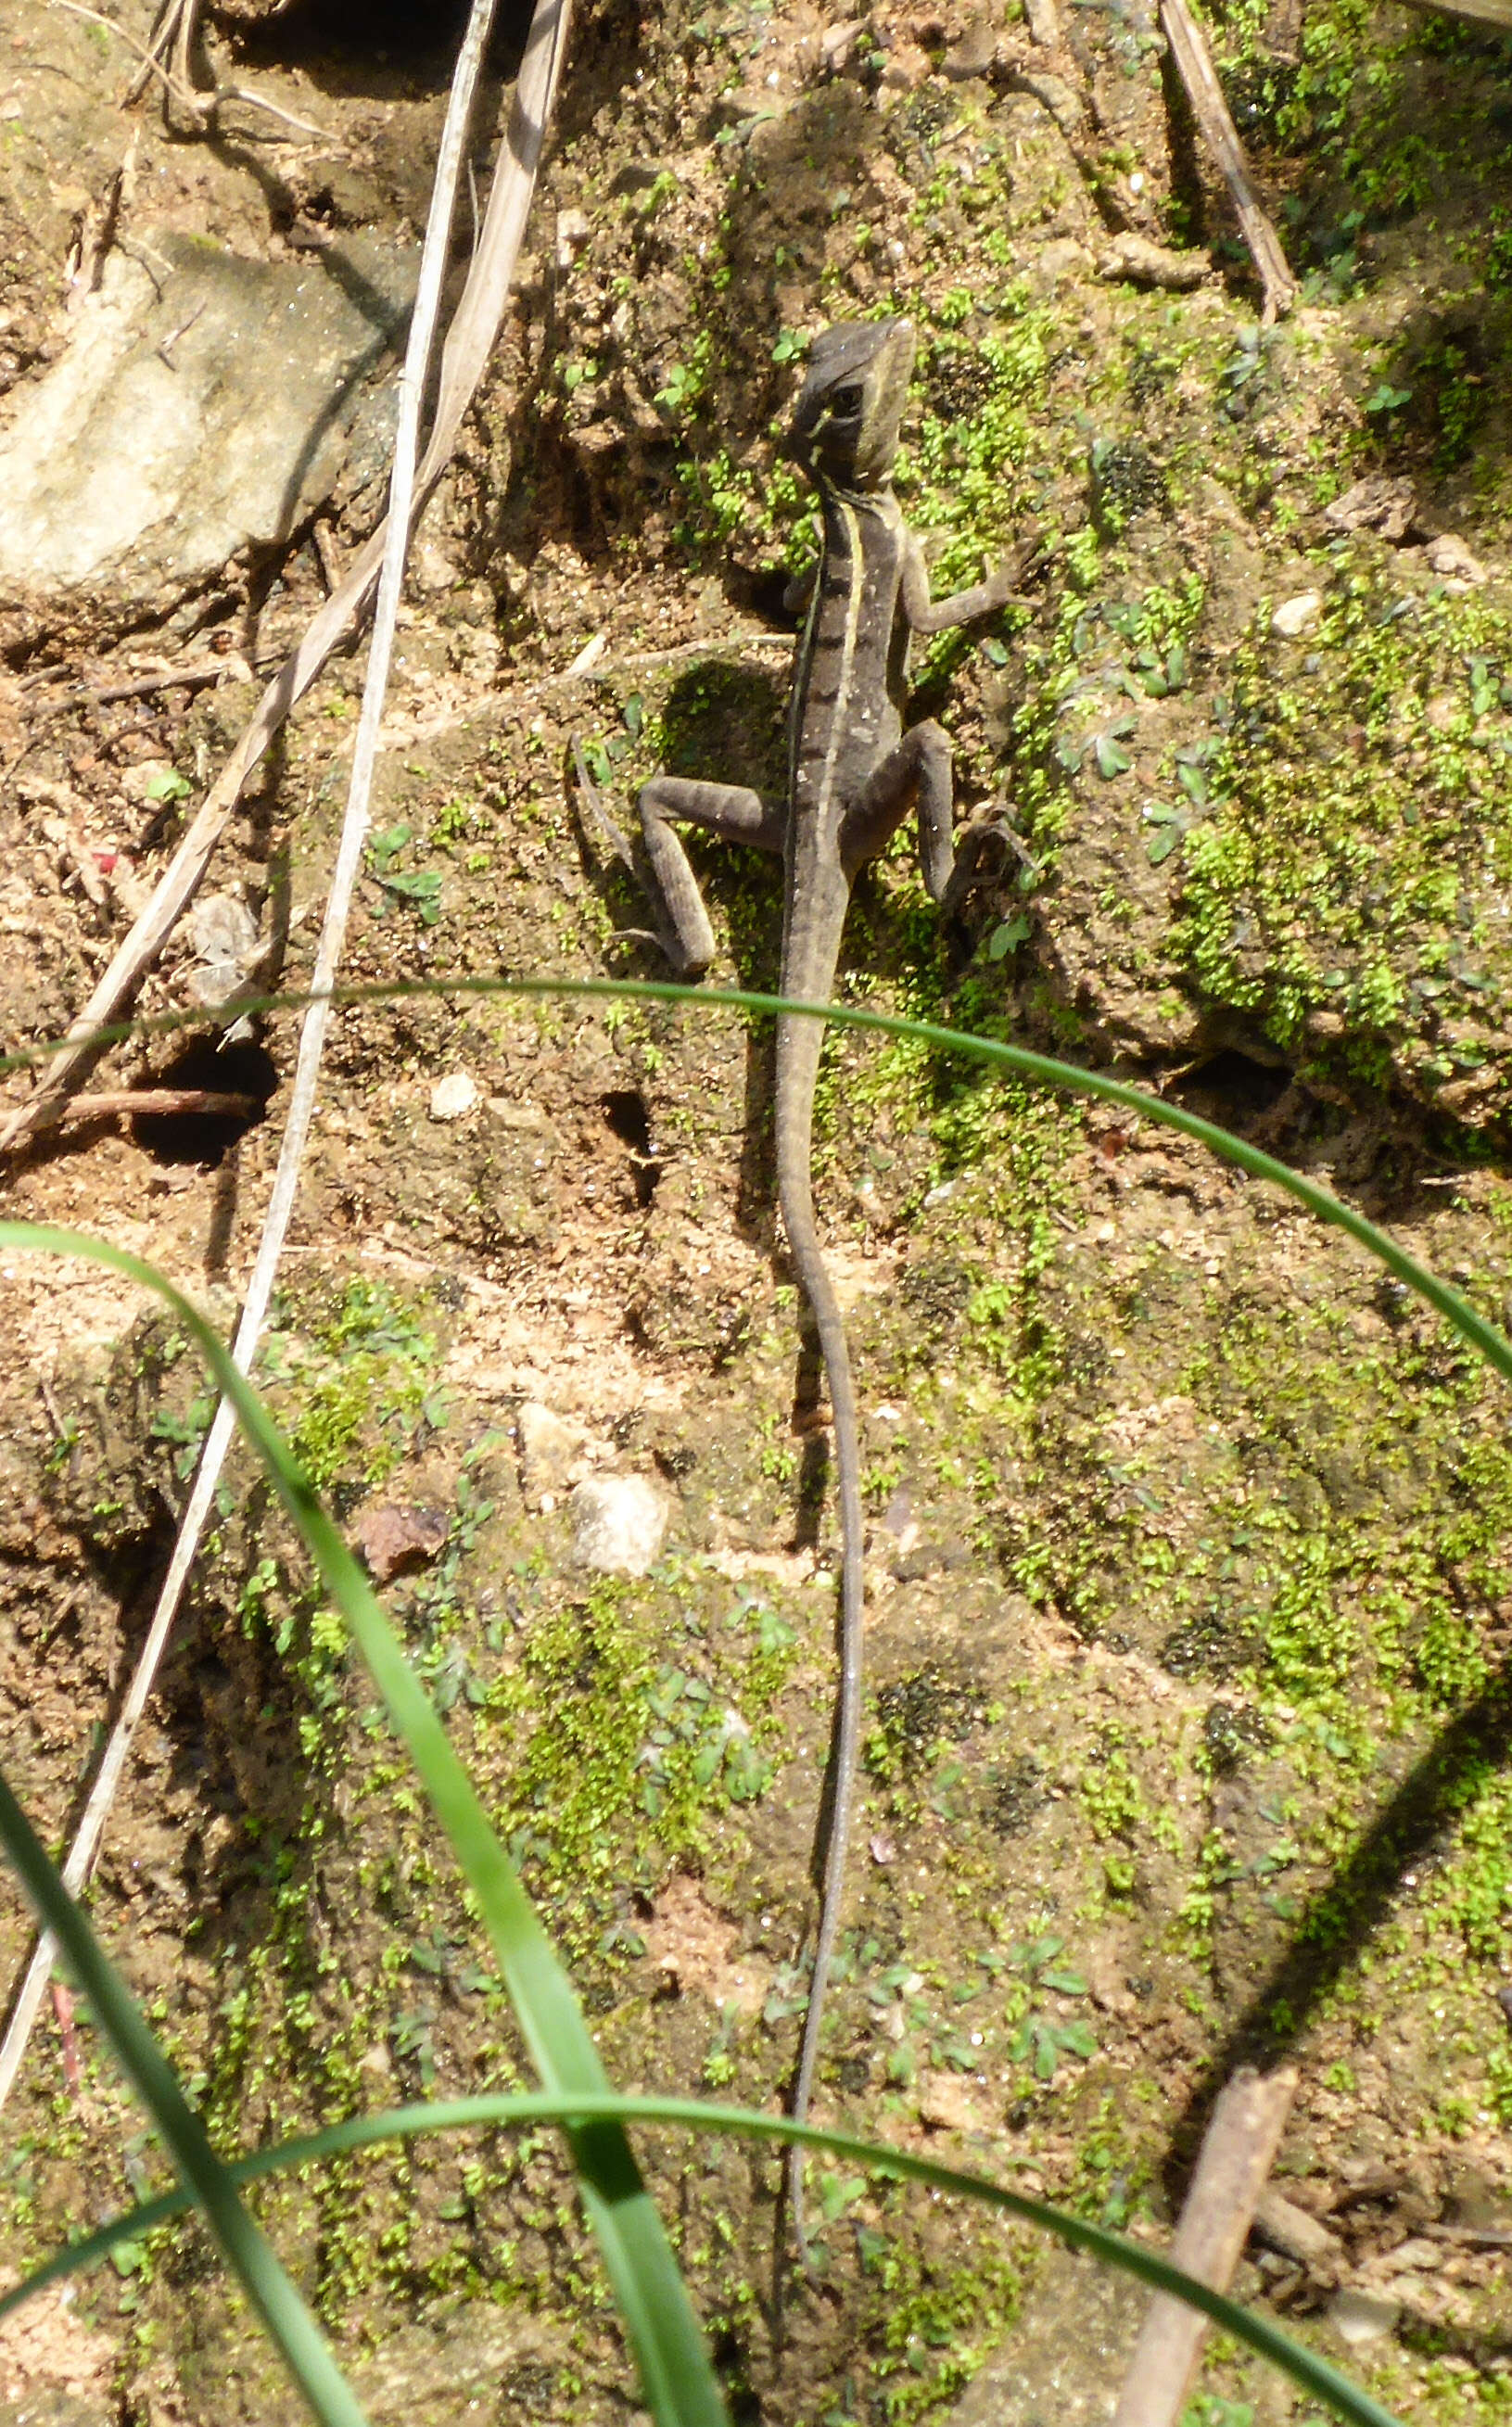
[{"xmin": 788, "ymin": 319, "xmax": 916, "ymax": 490}]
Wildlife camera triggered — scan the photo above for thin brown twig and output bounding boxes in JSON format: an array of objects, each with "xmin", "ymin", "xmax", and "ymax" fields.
[
  {"xmin": 52, "ymin": 0, "xmax": 206, "ymax": 118},
  {"xmin": 124, "ymin": 0, "xmax": 196, "ymax": 113},
  {"xmin": 122, "ymin": 0, "xmax": 181, "ymax": 105},
  {"xmin": 1424, "ymin": 2220, "xmax": 1512, "ymax": 2250},
  {"xmin": 25, "ymin": 660, "xmax": 254, "ymax": 712},
  {"xmin": 1159, "ymin": 0, "xmax": 1298, "ymax": 324},
  {"xmin": 1111, "ymin": 2066, "xmax": 1298, "ymax": 2427},
  {"xmin": 57, "ymin": 1088, "xmax": 259, "ymax": 1123},
  {"xmin": 210, "ymin": 86, "xmax": 328, "ymax": 140},
  {"xmin": 54, "ymin": 0, "xmax": 327, "ymax": 137}
]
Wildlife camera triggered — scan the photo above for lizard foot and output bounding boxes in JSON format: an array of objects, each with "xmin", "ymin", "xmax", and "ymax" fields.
[{"xmin": 943, "ymin": 801, "xmax": 1037, "ymax": 915}]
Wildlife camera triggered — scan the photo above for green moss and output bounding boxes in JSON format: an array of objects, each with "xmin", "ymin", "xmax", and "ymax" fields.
[
  {"xmin": 266, "ymin": 1277, "xmax": 442, "ymax": 1493},
  {"xmin": 474, "ymin": 1571, "xmax": 798, "ymax": 1957},
  {"xmin": 1169, "ymin": 560, "xmax": 1512, "ymax": 1109},
  {"xmin": 867, "ymin": 2238, "xmax": 1026, "ymax": 2424}
]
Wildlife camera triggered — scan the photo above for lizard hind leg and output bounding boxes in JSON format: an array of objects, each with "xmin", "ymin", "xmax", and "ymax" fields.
[
  {"xmin": 839, "ymin": 718, "xmax": 958, "ymax": 898},
  {"xmin": 638, "ymin": 775, "xmax": 786, "ymax": 975},
  {"xmin": 839, "ymin": 720, "xmax": 1021, "ymax": 921}
]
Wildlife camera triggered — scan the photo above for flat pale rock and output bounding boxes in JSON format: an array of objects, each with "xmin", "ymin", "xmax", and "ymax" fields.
[
  {"xmin": 0, "ymin": 230, "xmax": 414, "ymax": 621},
  {"xmin": 939, "ymin": 2242, "xmax": 1144, "ymax": 2427},
  {"xmin": 1425, "ymin": 531, "xmax": 1488, "ymax": 585},
  {"xmin": 569, "ymin": 1474, "xmax": 670, "ymax": 1576},
  {"xmin": 1328, "ymin": 2285, "xmax": 1402, "ymax": 2346},
  {"xmin": 1271, "ymin": 589, "xmax": 1322, "ymax": 637},
  {"xmin": 1099, "ymin": 232, "xmax": 1211, "ymax": 290},
  {"xmin": 1324, "ymin": 474, "xmax": 1419, "ymax": 540}
]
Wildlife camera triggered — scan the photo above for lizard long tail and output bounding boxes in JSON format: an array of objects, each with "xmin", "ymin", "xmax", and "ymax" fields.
[{"xmin": 774, "ymin": 1003, "xmax": 866, "ymax": 2279}]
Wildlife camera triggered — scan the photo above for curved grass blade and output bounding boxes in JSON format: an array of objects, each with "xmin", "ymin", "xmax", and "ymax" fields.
[
  {"xmin": 0, "ymin": 1768, "xmax": 372, "ymax": 2427},
  {"xmin": 3, "ymin": 973, "xmax": 1493, "ymax": 2427},
  {"xmin": 500, "ymin": 977, "xmax": 1512, "ymax": 1380},
  {"xmin": 5, "ymin": 972, "xmax": 1501, "ymax": 1386},
  {"xmin": 1, "ymin": 2091, "xmax": 1406, "ymax": 2427},
  {"xmin": 0, "ymin": 1221, "xmax": 724, "ymax": 2427}
]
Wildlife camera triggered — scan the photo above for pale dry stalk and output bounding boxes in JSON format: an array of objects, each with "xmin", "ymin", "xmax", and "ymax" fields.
[
  {"xmin": 1111, "ymin": 2065, "xmax": 1298, "ymax": 2427},
  {"xmin": 0, "ymin": 0, "xmax": 575, "ymax": 2112},
  {"xmin": 1, "ymin": 0, "xmax": 572, "ymax": 1157}
]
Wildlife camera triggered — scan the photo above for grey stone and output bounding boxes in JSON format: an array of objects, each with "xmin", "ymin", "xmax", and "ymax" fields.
[
  {"xmin": 1328, "ymin": 2285, "xmax": 1401, "ymax": 2346},
  {"xmin": 0, "ymin": 230, "xmax": 414, "ymax": 623},
  {"xmin": 516, "ymin": 1402, "xmax": 588, "ymax": 1502},
  {"xmin": 0, "ymin": 2397, "xmax": 116, "ymax": 2427},
  {"xmin": 939, "ymin": 2243, "xmax": 1144, "ymax": 2425},
  {"xmin": 349, "ymin": 2301, "xmax": 572, "ymax": 2421}
]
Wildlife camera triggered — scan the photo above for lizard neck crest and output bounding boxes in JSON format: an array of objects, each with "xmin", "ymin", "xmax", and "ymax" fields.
[{"xmin": 788, "ymin": 318, "xmax": 916, "ymax": 493}]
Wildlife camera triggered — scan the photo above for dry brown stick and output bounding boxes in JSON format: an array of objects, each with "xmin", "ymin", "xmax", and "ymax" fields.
[
  {"xmin": 1159, "ymin": 0, "xmax": 1298, "ymax": 324},
  {"xmin": 1111, "ymin": 2065, "xmax": 1297, "ymax": 2427},
  {"xmin": 1407, "ymin": 0, "xmax": 1512, "ymax": 23},
  {"xmin": 57, "ymin": 1088, "xmax": 258, "ymax": 1122},
  {"xmin": 26, "ymin": 660, "xmax": 253, "ymax": 713},
  {"xmin": 123, "ymin": 0, "xmax": 194, "ymax": 110},
  {"xmin": 57, "ymin": 0, "xmax": 328, "ymax": 137},
  {"xmin": 123, "ymin": 0, "xmax": 181, "ymax": 103},
  {"xmin": 0, "ymin": 0, "xmax": 572, "ymax": 1161},
  {"xmin": 55, "ymin": 0, "xmax": 206, "ymax": 119}
]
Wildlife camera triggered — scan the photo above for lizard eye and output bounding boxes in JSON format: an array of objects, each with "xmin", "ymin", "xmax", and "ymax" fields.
[{"xmin": 829, "ymin": 382, "xmax": 865, "ymax": 416}]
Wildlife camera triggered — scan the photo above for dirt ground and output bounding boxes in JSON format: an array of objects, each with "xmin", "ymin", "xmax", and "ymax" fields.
[{"xmin": 1, "ymin": 0, "xmax": 1511, "ymax": 2422}]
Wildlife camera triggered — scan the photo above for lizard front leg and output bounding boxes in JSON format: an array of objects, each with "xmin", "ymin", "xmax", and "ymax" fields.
[
  {"xmin": 638, "ymin": 776, "xmax": 786, "ymax": 975},
  {"xmin": 899, "ymin": 529, "xmax": 1039, "ymax": 635},
  {"xmin": 840, "ymin": 719, "xmax": 1010, "ymax": 922}
]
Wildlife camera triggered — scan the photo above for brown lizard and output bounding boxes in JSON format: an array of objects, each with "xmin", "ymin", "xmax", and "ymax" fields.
[{"xmin": 632, "ymin": 317, "xmax": 1030, "ymax": 2269}]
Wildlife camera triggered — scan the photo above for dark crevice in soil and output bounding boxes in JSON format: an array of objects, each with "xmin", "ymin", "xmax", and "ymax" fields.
[
  {"xmin": 1166, "ymin": 1046, "xmax": 1294, "ymax": 1127},
  {"xmin": 601, "ymin": 1086, "xmax": 660, "ymax": 1204},
  {"xmin": 225, "ymin": 0, "xmax": 534, "ymax": 88},
  {"xmin": 133, "ymin": 1036, "xmax": 279, "ymax": 1164}
]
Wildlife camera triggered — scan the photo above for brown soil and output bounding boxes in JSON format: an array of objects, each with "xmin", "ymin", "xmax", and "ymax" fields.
[{"xmin": 1, "ymin": 1, "xmax": 1511, "ymax": 2423}]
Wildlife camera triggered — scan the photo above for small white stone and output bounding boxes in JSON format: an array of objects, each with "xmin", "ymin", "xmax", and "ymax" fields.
[
  {"xmin": 1328, "ymin": 2287, "xmax": 1401, "ymax": 2347},
  {"xmin": 570, "ymin": 1475, "xmax": 670, "ymax": 1576},
  {"xmin": 429, "ymin": 1070, "xmax": 478, "ymax": 1122},
  {"xmin": 554, "ymin": 207, "xmax": 591, "ymax": 270},
  {"xmin": 1271, "ymin": 591, "xmax": 1322, "ymax": 638}
]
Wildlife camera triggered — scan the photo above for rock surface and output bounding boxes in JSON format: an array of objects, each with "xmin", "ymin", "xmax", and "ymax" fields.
[{"xmin": 0, "ymin": 232, "xmax": 413, "ymax": 630}]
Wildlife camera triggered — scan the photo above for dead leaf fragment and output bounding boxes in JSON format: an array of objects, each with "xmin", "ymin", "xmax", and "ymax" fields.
[
  {"xmin": 352, "ymin": 1501, "xmax": 451, "ymax": 1582},
  {"xmin": 918, "ymin": 2075, "xmax": 987, "ymax": 2133}
]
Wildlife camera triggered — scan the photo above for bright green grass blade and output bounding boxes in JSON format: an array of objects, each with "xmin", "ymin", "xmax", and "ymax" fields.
[
  {"xmin": 0, "ymin": 2092, "xmax": 1406, "ymax": 2427},
  {"xmin": 0, "ymin": 1222, "xmax": 724, "ymax": 2427},
  {"xmin": 4, "ymin": 973, "xmax": 1506, "ymax": 1387},
  {"xmin": 0, "ymin": 1768, "xmax": 372, "ymax": 2427},
  {"xmin": 4, "ymin": 977, "xmax": 1496, "ymax": 2427}
]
